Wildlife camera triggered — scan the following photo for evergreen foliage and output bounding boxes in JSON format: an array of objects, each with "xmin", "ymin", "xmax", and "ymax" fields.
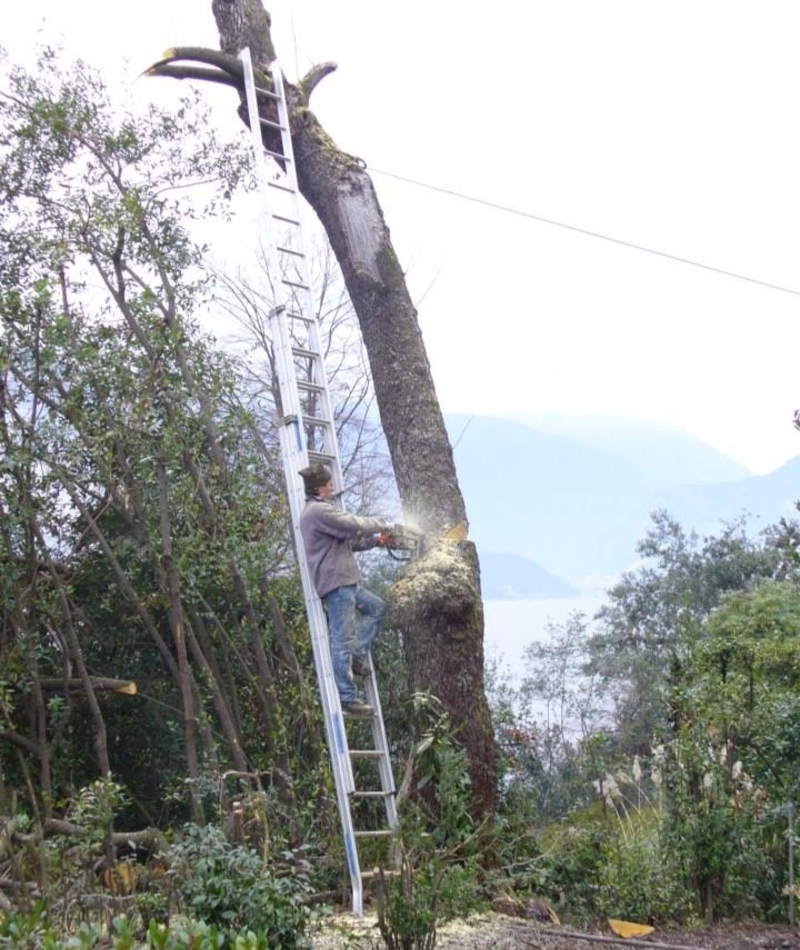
[
  {"xmin": 0, "ymin": 44, "xmax": 327, "ymax": 830},
  {"xmin": 487, "ymin": 510, "xmax": 800, "ymax": 926}
]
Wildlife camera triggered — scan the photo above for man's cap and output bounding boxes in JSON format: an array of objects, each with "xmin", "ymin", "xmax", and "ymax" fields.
[{"xmin": 299, "ymin": 463, "xmax": 333, "ymax": 493}]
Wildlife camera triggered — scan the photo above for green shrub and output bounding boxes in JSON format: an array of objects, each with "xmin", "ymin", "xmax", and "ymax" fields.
[
  {"xmin": 375, "ymin": 852, "xmax": 479, "ymax": 950},
  {"xmin": 530, "ymin": 801, "xmax": 679, "ymax": 925},
  {"xmin": 0, "ymin": 908, "xmax": 268, "ymax": 950},
  {"xmin": 166, "ymin": 824, "xmax": 313, "ymax": 949}
]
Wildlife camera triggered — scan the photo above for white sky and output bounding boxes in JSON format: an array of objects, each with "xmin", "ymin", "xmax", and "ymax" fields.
[{"xmin": 6, "ymin": 0, "xmax": 800, "ymax": 474}]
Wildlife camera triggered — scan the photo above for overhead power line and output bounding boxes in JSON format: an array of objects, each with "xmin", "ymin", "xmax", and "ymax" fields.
[{"xmin": 368, "ymin": 166, "xmax": 800, "ymax": 299}]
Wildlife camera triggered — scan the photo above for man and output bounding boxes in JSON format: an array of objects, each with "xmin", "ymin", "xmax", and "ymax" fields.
[{"xmin": 298, "ymin": 462, "xmax": 389, "ymax": 716}]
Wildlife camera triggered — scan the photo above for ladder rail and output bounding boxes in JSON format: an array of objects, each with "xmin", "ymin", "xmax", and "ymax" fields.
[
  {"xmin": 239, "ymin": 49, "xmax": 397, "ymax": 917},
  {"xmin": 266, "ymin": 62, "xmax": 341, "ymax": 466}
]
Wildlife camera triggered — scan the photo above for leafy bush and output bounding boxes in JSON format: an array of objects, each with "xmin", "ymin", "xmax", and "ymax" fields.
[
  {"xmin": 528, "ymin": 763, "xmax": 682, "ymax": 927},
  {"xmin": 166, "ymin": 824, "xmax": 313, "ymax": 949},
  {"xmin": 376, "ymin": 852, "xmax": 479, "ymax": 950},
  {"xmin": 0, "ymin": 907, "xmax": 270, "ymax": 950}
]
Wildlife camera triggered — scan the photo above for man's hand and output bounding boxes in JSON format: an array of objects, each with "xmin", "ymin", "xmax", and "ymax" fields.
[{"xmin": 376, "ymin": 530, "xmax": 397, "ymax": 548}]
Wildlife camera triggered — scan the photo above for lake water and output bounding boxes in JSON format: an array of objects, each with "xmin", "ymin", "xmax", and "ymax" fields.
[{"xmin": 483, "ymin": 596, "xmax": 606, "ymax": 678}]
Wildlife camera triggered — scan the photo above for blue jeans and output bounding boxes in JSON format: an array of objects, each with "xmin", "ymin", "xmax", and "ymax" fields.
[{"xmin": 323, "ymin": 585, "xmax": 387, "ymax": 703}]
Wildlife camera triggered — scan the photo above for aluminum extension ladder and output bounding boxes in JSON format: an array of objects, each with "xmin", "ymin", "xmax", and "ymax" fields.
[{"xmin": 239, "ymin": 48, "xmax": 398, "ymax": 916}]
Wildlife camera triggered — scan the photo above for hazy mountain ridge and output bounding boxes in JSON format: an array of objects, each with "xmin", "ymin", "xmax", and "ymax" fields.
[
  {"xmin": 446, "ymin": 414, "xmax": 800, "ymax": 596},
  {"xmin": 479, "ymin": 552, "xmax": 578, "ymax": 599},
  {"xmin": 513, "ymin": 412, "xmax": 753, "ymax": 485},
  {"xmin": 657, "ymin": 457, "xmax": 800, "ymax": 535}
]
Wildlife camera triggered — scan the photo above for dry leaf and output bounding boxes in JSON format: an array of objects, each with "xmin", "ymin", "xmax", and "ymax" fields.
[{"xmin": 608, "ymin": 918, "xmax": 655, "ymax": 938}]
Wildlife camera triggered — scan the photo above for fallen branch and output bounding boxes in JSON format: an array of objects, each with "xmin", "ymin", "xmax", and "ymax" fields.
[
  {"xmin": 37, "ymin": 678, "xmax": 137, "ymax": 694},
  {"xmin": 9, "ymin": 821, "xmax": 168, "ymax": 857},
  {"xmin": 534, "ymin": 925, "xmax": 710, "ymax": 950}
]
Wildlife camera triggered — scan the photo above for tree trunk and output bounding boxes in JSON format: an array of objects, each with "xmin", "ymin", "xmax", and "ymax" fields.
[
  {"xmin": 155, "ymin": 455, "xmax": 203, "ymax": 822},
  {"xmin": 207, "ymin": 0, "xmax": 496, "ymax": 817}
]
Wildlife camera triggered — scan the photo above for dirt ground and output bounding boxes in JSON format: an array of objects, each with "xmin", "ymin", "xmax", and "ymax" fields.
[{"xmin": 312, "ymin": 911, "xmax": 800, "ymax": 950}]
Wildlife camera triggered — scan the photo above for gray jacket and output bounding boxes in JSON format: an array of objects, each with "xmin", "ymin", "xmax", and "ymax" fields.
[{"xmin": 299, "ymin": 496, "xmax": 385, "ymax": 598}]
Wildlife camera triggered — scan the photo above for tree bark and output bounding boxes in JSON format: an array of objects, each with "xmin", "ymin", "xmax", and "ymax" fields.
[{"xmin": 192, "ymin": 2, "xmax": 497, "ymax": 816}]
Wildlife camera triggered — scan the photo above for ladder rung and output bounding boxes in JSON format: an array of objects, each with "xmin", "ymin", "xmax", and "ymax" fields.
[
  {"xmin": 292, "ymin": 346, "xmax": 321, "ymax": 360},
  {"xmin": 262, "ymin": 147, "xmax": 292, "ymax": 163},
  {"xmin": 259, "ymin": 117, "xmax": 286, "ymax": 132},
  {"xmin": 350, "ymin": 750, "xmax": 385, "ymax": 759},
  {"xmin": 253, "ymin": 84, "xmax": 279, "ymax": 101},
  {"xmin": 273, "ymin": 213, "xmax": 300, "ymax": 226},
  {"xmin": 277, "ymin": 244, "xmax": 304, "ymax": 258},
  {"xmin": 352, "ymin": 790, "xmax": 393, "ymax": 799},
  {"xmin": 267, "ymin": 180, "xmax": 294, "ymax": 194},
  {"xmin": 308, "ymin": 451, "xmax": 336, "ymax": 465},
  {"xmin": 354, "ymin": 829, "xmax": 393, "ymax": 838},
  {"xmin": 302, "ymin": 414, "xmax": 333, "ymax": 429},
  {"xmin": 285, "ymin": 309, "xmax": 312, "ymax": 322},
  {"xmin": 282, "ymin": 278, "xmax": 310, "ymax": 291}
]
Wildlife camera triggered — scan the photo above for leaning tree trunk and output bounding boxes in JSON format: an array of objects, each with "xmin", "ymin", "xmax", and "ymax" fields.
[{"xmin": 207, "ymin": 0, "xmax": 496, "ymax": 817}]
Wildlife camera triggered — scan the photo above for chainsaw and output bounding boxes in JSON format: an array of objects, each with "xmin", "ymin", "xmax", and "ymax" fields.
[
  {"xmin": 377, "ymin": 524, "xmax": 425, "ymax": 561},
  {"xmin": 377, "ymin": 521, "xmax": 468, "ymax": 561}
]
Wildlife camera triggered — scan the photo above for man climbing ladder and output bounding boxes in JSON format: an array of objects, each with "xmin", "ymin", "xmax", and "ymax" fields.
[{"xmin": 298, "ymin": 462, "xmax": 392, "ymax": 716}]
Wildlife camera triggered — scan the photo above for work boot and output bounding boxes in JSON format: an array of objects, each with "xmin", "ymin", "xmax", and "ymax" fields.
[
  {"xmin": 351, "ymin": 654, "xmax": 370, "ymax": 678},
  {"xmin": 341, "ymin": 700, "xmax": 374, "ymax": 717}
]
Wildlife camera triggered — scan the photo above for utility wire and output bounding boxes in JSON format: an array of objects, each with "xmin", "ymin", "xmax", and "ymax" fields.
[{"xmin": 369, "ymin": 166, "xmax": 800, "ymax": 299}]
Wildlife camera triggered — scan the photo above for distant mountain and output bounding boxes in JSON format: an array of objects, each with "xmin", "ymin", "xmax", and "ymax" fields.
[
  {"xmin": 511, "ymin": 412, "xmax": 753, "ymax": 485},
  {"xmin": 658, "ymin": 456, "xmax": 800, "ymax": 535},
  {"xmin": 446, "ymin": 413, "xmax": 800, "ymax": 593},
  {"xmin": 447, "ymin": 414, "xmax": 660, "ymax": 588},
  {"xmin": 480, "ymin": 552, "xmax": 578, "ymax": 599}
]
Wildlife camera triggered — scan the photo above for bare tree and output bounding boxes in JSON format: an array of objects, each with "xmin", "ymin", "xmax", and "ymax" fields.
[{"xmin": 215, "ymin": 239, "xmax": 397, "ymax": 517}]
